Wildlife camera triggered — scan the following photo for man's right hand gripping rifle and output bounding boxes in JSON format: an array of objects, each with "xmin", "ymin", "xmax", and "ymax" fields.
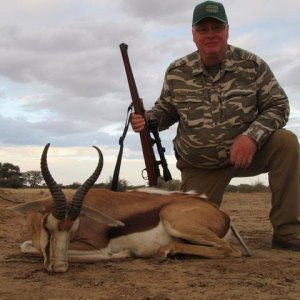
[{"xmin": 131, "ymin": 112, "xmax": 147, "ymax": 133}]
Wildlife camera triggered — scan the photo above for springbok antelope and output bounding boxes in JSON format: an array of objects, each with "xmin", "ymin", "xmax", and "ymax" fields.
[{"xmin": 11, "ymin": 143, "xmax": 244, "ymax": 273}]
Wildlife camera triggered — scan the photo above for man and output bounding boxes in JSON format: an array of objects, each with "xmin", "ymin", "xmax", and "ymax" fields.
[{"xmin": 130, "ymin": 1, "xmax": 300, "ymax": 251}]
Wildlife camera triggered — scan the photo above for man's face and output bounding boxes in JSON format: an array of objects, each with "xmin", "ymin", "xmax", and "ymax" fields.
[{"xmin": 192, "ymin": 18, "xmax": 229, "ymax": 65}]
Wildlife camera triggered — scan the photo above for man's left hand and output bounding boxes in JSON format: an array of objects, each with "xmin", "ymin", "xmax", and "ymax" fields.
[{"xmin": 230, "ymin": 135, "xmax": 257, "ymax": 169}]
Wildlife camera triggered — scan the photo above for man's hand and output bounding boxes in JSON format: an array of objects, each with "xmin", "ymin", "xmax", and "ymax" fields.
[
  {"xmin": 130, "ymin": 113, "xmax": 146, "ymax": 132},
  {"xmin": 230, "ymin": 135, "xmax": 257, "ymax": 169}
]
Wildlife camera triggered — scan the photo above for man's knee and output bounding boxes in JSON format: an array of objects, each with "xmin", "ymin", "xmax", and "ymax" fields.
[
  {"xmin": 269, "ymin": 129, "xmax": 299, "ymax": 149},
  {"xmin": 263, "ymin": 129, "xmax": 299, "ymax": 170}
]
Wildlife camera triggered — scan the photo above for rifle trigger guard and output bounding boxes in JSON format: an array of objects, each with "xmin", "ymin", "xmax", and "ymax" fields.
[{"xmin": 142, "ymin": 168, "xmax": 148, "ymax": 180}]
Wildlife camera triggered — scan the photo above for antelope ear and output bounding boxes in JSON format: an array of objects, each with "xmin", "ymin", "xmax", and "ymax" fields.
[
  {"xmin": 81, "ymin": 206, "xmax": 124, "ymax": 227},
  {"xmin": 8, "ymin": 199, "xmax": 51, "ymax": 215}
]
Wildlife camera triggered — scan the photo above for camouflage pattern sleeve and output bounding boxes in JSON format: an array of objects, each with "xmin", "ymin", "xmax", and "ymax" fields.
[
  {"xmin": 241, "ymin": 59, "xmax": 289, "ymax": 148},
  {"xmin": 147, "ymin": 65, "xmax": 180, "ymax": 130}
]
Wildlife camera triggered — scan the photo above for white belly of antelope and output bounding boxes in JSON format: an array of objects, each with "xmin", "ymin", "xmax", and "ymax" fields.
[{"xmin": 109, "ymin": 221, "xmax": 176, "ymax": 257}]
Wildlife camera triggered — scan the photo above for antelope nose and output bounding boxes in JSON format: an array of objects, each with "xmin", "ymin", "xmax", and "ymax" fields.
[{"xmin": 49, "ymin": 261, "xmax": 69, "ymax": 273}]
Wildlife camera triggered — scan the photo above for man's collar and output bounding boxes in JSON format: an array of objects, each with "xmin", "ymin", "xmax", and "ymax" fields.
[
  {"xmin": 192, "ymin": 45, "xmax": 237, "ymax": 76},
  {"xmin": 222, "ymin": 45, "xmax": 236, "ymax": 72},
  {"xmin": 191, "ymin": 52, "xmax": 205, "ymax": 76}
]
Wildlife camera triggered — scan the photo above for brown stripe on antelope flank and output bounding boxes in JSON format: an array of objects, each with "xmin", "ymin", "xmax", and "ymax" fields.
[{"xmin": 107, "ymin": 207, "xmax": 161, "ymax": 239}]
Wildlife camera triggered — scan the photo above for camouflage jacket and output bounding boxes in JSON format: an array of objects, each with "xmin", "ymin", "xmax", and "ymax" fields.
[{"xmin": 148, "ymin": 45, "xmax": 289, "ymax": 168}]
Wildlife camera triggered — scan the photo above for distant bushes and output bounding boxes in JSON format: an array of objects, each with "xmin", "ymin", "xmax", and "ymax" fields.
[
  {"xmin": 0, "ymin": 160, "xmax": 270, "ymax": 193},
  {"xmin": 103, "ymin": 178, "xmax": 270, "ymax": 193},
  {"xmin": 157, "ymin": 178, "xmax": 270, "ymax": 193},
  {"xmin": 225, "ymin": 182, "xmax": 270, "ymax": 193},
  {"xmin": 39, "ymin": 181, "xmax": 271, "ymax": 193}
]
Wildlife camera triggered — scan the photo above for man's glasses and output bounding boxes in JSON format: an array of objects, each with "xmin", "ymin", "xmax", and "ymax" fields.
[{"xmin": 193, "ymin": 24, "xmax": 227, "ymax": 34}]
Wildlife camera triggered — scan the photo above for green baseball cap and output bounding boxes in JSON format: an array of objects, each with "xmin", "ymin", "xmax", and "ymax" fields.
[{"xmin": 192, "ymin": 1, "xmax": 228, "ymax": 25}]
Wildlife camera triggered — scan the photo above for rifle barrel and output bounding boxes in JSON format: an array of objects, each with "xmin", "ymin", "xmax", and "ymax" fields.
[{"xmin": 119, "ymin": 43, "xmax": 159, "ymax": 186}]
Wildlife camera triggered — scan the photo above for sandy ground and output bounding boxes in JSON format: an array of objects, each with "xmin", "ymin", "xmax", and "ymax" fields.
[{"xmin": 0, "ymin": 188, "xmax": 299, "ymax": 300}]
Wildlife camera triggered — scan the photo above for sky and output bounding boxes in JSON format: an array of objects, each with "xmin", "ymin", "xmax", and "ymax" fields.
[{"xmin": 0, "ymin": 0, "xmax": 299, "ymax": 187}]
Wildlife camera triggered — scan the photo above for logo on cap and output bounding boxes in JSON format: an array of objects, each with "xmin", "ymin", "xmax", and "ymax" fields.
[{"xmin": 206, "ymin": 5, "xmax": 219, "ymax": 13}]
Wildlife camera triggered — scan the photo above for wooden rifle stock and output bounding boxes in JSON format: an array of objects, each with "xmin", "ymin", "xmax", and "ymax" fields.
[{"xmin": 119, "ymin": 43, "xmax": 159, "ymax": 186}]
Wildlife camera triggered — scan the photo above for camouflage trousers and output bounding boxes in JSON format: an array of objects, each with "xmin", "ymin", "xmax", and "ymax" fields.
[{"xmin": 177, "ymin": 129, "xmax": 300, "ymax": 237}]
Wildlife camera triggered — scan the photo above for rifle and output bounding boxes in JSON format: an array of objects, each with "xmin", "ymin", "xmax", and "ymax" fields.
[{"xmin": 118, "ymin": 43, "xmax": 172, "ymax": 187}]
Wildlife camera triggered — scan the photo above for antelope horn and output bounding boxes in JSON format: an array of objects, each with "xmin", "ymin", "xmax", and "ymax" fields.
[
  {"xmin": 69, "ymin": 146, "xmax": 103, "ymax": 220},
  {"xmin": 41, "ymin": 143, "xmax": 67, "ymax": 220}
]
